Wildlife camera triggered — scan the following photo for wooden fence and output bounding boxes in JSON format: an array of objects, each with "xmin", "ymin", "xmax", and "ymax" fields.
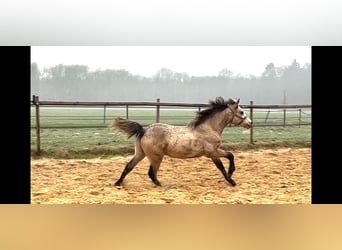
[{"xmin": 31, "ymin": 95, "xmax": 311, "ymax": 154}]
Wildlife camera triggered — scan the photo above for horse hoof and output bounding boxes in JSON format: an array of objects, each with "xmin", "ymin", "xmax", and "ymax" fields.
[
  {"xmin": 153, "ymin": 181, "xmax": 162, "ymax": 186},
  {"xmin": 229, "ymin": 179, "xmax": 236, "ymax": 186},
  {"xmin": 114, "ymin": 181, "xmax": 122, "ymax": 186}
]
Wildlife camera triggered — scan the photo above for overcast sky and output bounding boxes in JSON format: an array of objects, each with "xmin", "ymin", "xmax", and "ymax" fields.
[{"xmin": 31, "ymin": 46, "xmax": 311, "ymax": 77}]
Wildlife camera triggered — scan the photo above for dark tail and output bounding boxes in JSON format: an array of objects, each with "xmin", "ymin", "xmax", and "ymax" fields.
[{"xmin": 112, "ymin": 117, "xmax": 145, "ymax": 138}]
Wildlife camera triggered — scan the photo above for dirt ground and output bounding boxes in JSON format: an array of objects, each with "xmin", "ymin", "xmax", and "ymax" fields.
[{"xmin": 31, "ymin": 147, "xmax": 311, "ymax": 204}]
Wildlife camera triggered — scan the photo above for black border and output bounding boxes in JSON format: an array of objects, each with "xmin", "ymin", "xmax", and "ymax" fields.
[
  {"xmin": 311, "ymin": 46, "xmax": 341, "ymax": 204},
  {"xmin": 0, "ymin": 46, "xmax": 31, "ymax": 204}
]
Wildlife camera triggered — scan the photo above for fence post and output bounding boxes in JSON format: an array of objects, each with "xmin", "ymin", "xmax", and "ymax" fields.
[
  {"xmin": 33, "ymin": 95, "xmax": 41, "ymax": 155},
  {"xmin": 156, "ymin": 98, "xmax": 160, "ymax": 123},
  {"xmin": 103, "ymin": 105, "xmax": 106, "ymax": 124},
  {"xmin": 250, "ymin": 101, "xmax": 254, "ymax": 144},
  {"xmin": 299, "ymin": 108, "xmax": 301, "ymax": 127},
  {"xmin": 283, "ymin": 109, "xmax": 286, "ymax": 128},
  {"xmin": 126, "ymin": 105, "xmax": 129, "ymax": 119}
]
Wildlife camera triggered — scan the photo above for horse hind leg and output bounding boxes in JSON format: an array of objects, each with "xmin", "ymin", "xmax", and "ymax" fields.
[
  {"xmin": 114, "ymin": 153, "xmax": 145, "ymax": 186},
  {"xmin": 148, "ymin": 166, "xmax": 161, "ymax": 186},
  {"xmin": 147, "ymin": 155, "xmax": 163, "ymax": 186}
]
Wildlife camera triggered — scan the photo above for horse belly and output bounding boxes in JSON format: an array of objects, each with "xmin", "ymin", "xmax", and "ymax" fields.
[{"xmin": 165, "ymin": 137, "xmax": 204, "ymax": 159}]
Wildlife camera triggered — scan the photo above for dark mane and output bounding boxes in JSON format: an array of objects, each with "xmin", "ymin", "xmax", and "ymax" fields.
[{"xmin": 188, "ymin": 97, "xmax": 235, "ymax": 128}]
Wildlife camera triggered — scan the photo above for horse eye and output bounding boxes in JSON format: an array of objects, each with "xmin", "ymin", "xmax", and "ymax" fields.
[{"xmin": 240, "ymin": 111, "xmax": 244, "ymax": 115}]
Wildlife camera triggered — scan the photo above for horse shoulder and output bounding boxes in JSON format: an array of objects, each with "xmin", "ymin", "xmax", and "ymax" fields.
[
  {"xmin": 193, "ymin": 129, "xmax": 221, "ymax": 154},
  {"xmin": 193, "ymin": 124, "xmax": 221, "ymax": 140}
]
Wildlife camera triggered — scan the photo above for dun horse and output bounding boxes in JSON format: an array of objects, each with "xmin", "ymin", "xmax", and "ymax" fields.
[{"xmin": 112, "ymin": 97, "xmax": 252, "ymax": 187}]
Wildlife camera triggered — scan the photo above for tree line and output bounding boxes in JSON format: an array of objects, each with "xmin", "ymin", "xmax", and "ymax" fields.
[{"xmin": 31, "ymin": 60, "xmax": 311, "ymax": 104}]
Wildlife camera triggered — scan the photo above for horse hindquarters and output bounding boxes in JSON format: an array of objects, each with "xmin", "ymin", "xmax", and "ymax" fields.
[
  {"xmin": 141, "ymin": 142, "xmax": 165, "ymax": 186},
  {"xmin": 139, "ymin": 127, "xmax": 170, "ymax": 186}
]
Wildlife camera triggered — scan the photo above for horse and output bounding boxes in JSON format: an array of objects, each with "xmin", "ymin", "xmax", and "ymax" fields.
[{"xmin": 112, "ymin": 97, "xmax": 252, "ymax": 187}]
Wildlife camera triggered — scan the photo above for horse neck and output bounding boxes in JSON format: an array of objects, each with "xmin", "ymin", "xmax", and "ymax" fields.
[{"xmin": 203, "ymin": 110, "xmax": 231, "ymax": 135}]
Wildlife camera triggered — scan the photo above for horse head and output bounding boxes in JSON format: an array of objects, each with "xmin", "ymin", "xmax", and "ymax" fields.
[{"xmin": 228, "ymin": 98, "xmax": 252, "ymax": 129}]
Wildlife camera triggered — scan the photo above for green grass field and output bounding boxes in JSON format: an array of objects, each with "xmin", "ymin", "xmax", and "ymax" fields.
[{"xmin": 31, "ymin": 107, "xmax": 311, "ymax": 158}]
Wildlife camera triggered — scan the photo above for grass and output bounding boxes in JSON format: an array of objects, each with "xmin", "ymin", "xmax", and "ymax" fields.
[
  {"xmin": 31, "ymin": 107, "xmax": 311, "ymax": 158},
  {"xmin": 31, "ymin": 107, "xmax": 311, "ymax": 128},
  {"xmin": 31, "ymin": 126, "xmax": 311, "ymax": 159}
]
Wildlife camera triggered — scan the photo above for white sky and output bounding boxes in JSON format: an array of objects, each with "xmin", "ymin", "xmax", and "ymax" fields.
[{"xmin": 31, "ymin": 46, "xmax": 311, "ymax": 77}]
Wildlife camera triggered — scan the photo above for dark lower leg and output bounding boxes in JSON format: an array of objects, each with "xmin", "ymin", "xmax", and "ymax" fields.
[
  {"xmin": 148, "ymin": 166, "xmax": 161, "ymax": 186},
  {"xmin": 212, "ymin": 157, "xmax": 236, "ymax": 186},
  {"xmin": 225, "ymin": 152, "xmax": 236, "ymax": 186},
  {"xmin": 115, "ymin": 157, "xmax": 139, "ymax": 186},
  {"xmin": 225, "ymin": 152, "xmax": 235, "ymax": 176}
]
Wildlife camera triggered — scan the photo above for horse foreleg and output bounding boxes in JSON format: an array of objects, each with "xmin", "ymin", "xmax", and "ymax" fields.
[
  {"xmin": 114, "ymin": 154, "xmax": 144, "ymax": 186},
  {"xmin": 225, "ymin": 152, "xmax": 236, "ymax": 181},
  {"xmin": 212, "ymin": 153, "xmax": 236, "ymax": 186}
]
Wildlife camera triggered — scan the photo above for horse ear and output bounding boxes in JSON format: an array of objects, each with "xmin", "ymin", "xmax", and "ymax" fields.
[{"xmin": 236, "ymin": 98, "xmax": 240, "ymax": 104}]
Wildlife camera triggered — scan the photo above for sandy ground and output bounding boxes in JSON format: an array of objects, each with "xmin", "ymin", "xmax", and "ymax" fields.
[{"xmin": 31, "ymin": 147, "xmax": 311, "ymax": 204}]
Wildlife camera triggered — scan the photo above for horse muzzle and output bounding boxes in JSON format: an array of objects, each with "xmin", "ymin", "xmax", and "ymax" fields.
[{"xmin": 242, "ymin": 119, "xmax": 252, "ymax": 129}]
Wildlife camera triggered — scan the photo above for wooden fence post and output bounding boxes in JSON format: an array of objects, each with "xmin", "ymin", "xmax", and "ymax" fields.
[
  {"xmin": 33, "ymin": 95, "xmax": 41, "ymax": 155},
  {"xmin": 103, "ymin": 105, "xmax": 106, "ymax": 124},
  {"xmin": 250, "ymin": 101, "xmax": 254, "ymax": 144},
  {"xmin": 156, "ymin": 98, "xmax": 160, "ymax": 123},
  {"xmin": 126, "ymin": 105, "xmax": 129, "ymax": 119}
]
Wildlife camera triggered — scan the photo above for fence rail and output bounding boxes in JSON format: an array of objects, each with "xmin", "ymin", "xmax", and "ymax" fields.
[
  {"xmin": 31, "ymin": 95, "xmax": 311, "ymax": 154},
  {"xmin": 32, "ymin": 99, "xmax": 311, "ymax": 109}
]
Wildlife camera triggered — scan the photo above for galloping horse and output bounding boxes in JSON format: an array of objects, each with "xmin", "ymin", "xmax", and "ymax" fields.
[{"xmin": 112, "ymin": 97, "xmax": 252, "ymax": 187}]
